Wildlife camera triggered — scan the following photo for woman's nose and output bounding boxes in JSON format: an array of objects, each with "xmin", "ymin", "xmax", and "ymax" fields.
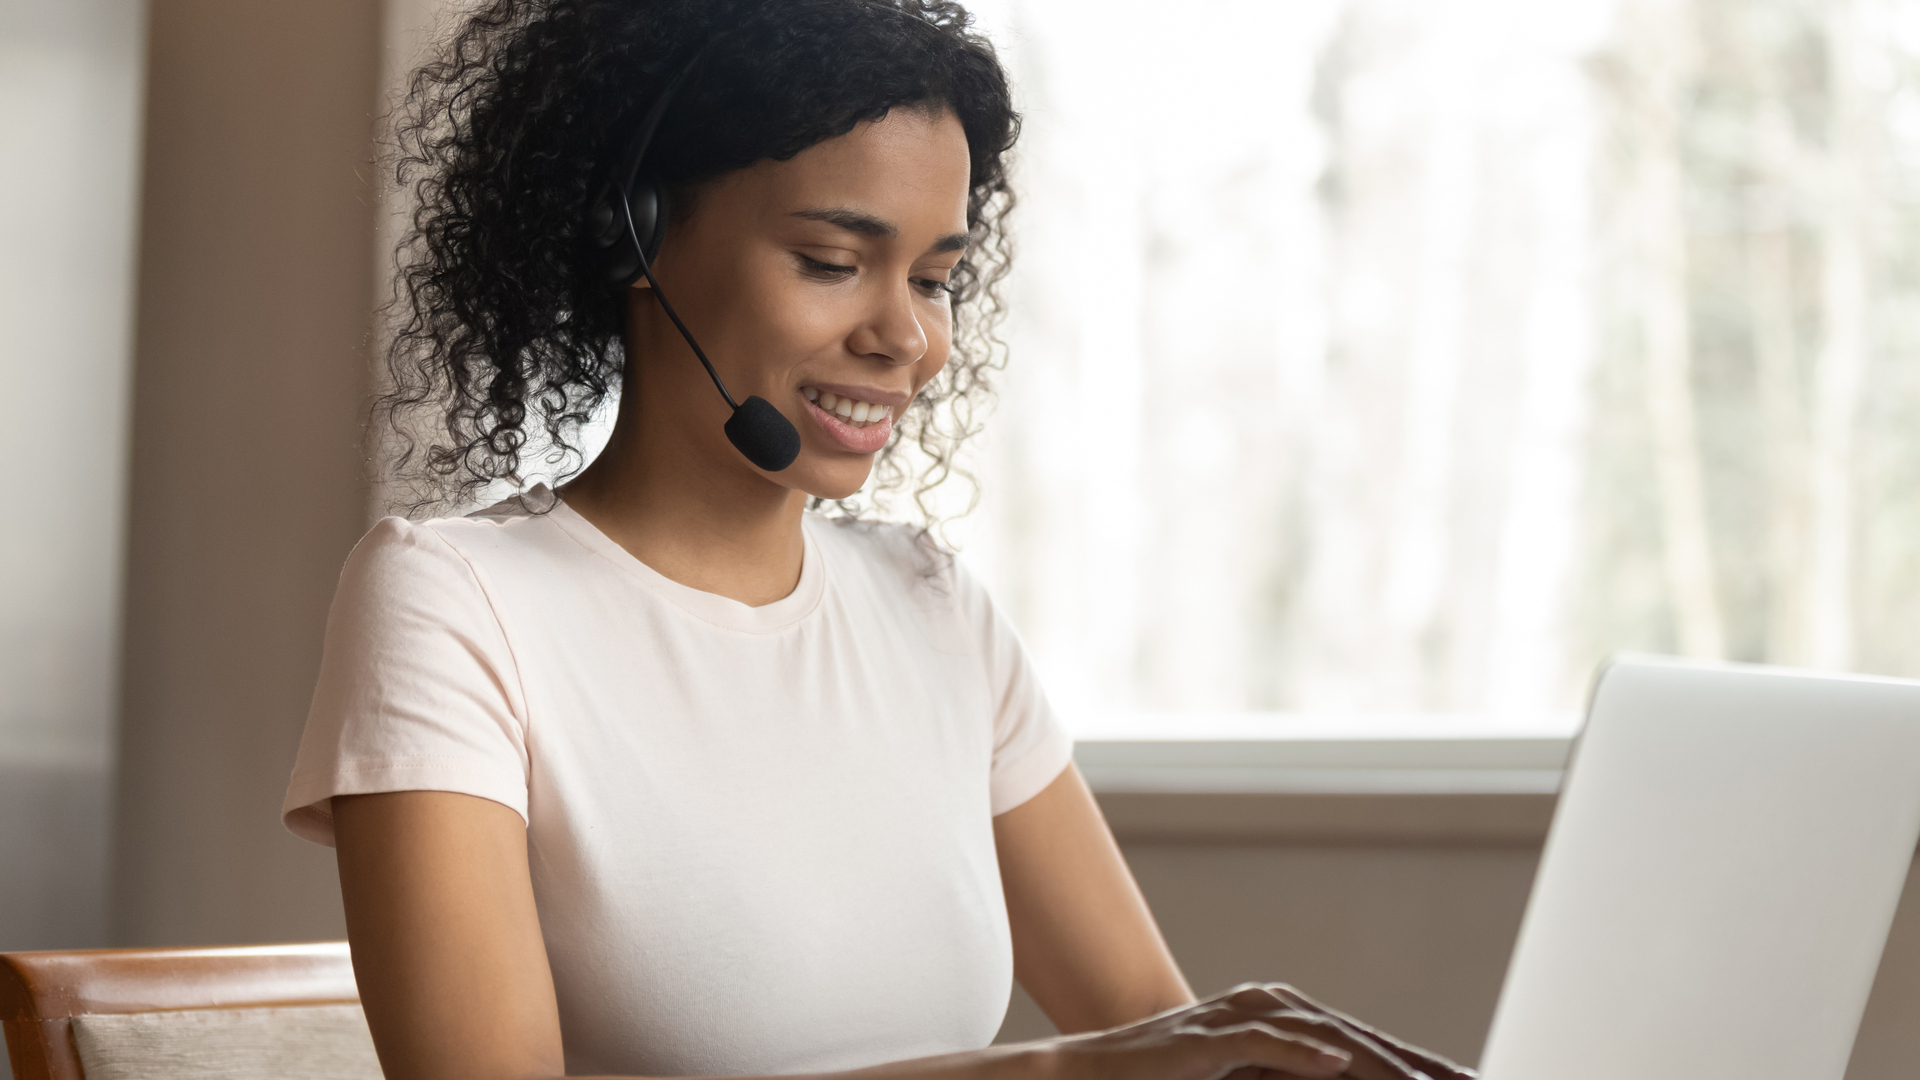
[{"xmin": 848, "ymin": 280, "xmax": 928, "ymax": 367}]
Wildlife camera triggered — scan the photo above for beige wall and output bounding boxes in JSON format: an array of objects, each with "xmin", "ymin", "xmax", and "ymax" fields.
[
  {"xmin": 111, "ymin": 0, "xmax": 381, "ymax": 946},
  {"xmin": 0, "ymin": 0, "xmax": 143, "ymax": 955},
  {"xmin": 999, "ymin": 793, "xmax": 1920, "ymax": 1078}
]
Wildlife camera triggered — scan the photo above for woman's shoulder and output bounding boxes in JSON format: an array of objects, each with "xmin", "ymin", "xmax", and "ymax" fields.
[
  {"xmin": 802, "ymin": 512, "xmax": 1003, "ymax": 619},
  {"xmin": 342, "ymin": 489, "xmax": 574, "ymax": 594},
  {"xmin": 332, "ymin": 516, "xmax": 487, "ymax": 620},
  {"xmin": 805, "ymin": 512, "xmax": 953, "ymax": 578}
]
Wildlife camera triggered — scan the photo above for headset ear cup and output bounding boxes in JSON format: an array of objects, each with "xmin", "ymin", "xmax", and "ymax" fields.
[
  {"xmin": 602, "ymin": 179, "xmax": 669, "ymax": 288},
  {"xmin": 590, "ymin": 185, "xmax": 634, "ymax": 286},
  {"xmin": 632, "ymin": 178, "xmax": 670, "ymax": 267},
  {"xmin": 605, "ymin": 246, "xmax": 641, "ymax": 287}
]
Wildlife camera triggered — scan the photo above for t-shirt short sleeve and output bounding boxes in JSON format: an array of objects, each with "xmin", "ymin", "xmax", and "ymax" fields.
[
  {"xmin": 950, "ymin": 559, "xmax": 1074, "ymax": 816},
  {"xmin": 282, "ymin": 517, "xmax": 531, "ymax": 846}
]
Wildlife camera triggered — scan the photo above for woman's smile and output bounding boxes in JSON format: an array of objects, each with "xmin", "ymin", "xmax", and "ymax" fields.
[{"xmin": 801, "ymin": 384, "xmax": 902, "ymax": 453}]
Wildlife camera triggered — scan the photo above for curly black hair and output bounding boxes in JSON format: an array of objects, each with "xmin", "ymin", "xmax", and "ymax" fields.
[{"xmin": 381, "ymin": 0, "xmax": 1019, "ymax": 517}]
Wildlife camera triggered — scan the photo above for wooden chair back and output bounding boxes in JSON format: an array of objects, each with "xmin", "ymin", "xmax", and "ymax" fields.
[{"xmin": 0, "ymin": 942, "xmax": 358, "ymax": 1080}]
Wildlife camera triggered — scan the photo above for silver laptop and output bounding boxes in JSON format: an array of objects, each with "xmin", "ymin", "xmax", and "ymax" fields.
[{"xmin": 1478, "ymin": 655, "xmax": 1920, "ymax": 1080}]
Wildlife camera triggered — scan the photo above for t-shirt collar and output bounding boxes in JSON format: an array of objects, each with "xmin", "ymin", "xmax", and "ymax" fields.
[{"xmin": 544, "ymin": 493, "xmax": 826, "ymax": 634}]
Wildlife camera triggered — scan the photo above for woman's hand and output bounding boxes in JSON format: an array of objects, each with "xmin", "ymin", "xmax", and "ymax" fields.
[
  {"xmin": 1256, "ymin": 984, "xmax": 1476, "ymax": 1080},
  {"xmin": 1043, "ymin": 983, "xmax": 1477, "ymax": 1080},
  {"xmin": 993, "ymin": 769, "xmax": 1476, "ymax": 1080}
]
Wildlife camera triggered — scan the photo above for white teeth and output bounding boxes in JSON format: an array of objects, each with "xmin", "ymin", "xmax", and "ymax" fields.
[{"xmin": 802, "ymin": 388, "xmax": 892, "ymax": 426}]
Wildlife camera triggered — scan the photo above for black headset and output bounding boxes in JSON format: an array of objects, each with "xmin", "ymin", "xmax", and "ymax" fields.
[{"xmin": 586, "ymin": 37, "xmax": 803, "ymax": 473}]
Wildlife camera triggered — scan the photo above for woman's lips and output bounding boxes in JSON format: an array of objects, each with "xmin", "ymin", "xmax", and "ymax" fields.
[{"xmin": 804, "ymin": 394, "xmax": 893, "ymax": 453}]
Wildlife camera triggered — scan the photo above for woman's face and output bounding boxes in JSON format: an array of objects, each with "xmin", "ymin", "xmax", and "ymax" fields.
[{"xmin": 623, "ymin": 106, "xmax": 973, "ymax": 501}]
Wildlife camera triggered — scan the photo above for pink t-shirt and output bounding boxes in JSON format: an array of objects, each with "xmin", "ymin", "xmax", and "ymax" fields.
[{"xmin": 283, "ymin": 493, "xmax": 1072, "ymax": 1076}]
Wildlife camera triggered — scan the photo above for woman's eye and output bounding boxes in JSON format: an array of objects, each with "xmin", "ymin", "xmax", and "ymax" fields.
[
  {"xmin": 797, "ymin": 255, "xmax": 856, "ymax": 278},
  {"xmin": 913, "ymin": 277, "xmax": 953, "ymax": 298}
]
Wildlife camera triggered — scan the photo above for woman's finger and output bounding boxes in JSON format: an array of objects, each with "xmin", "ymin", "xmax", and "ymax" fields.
[
  {"xmin": 1186, "ymin": 988, "xmax": 1425, "ymax": 1080},
  {"xmin": 1192, "ymin": 991, "xmax": 1426, "ymax": 1080},
  {"xmin": 1261, "ymin": 1011, "xmax": 1429, "ymax": 1080},
  {"xmin": 1279, "ymin": 987, "xmax": 1471, "ymax": 1078},
  {"xmin": 1264, "ymin": 985, "xmax": 1476, "ymax": 1080},
  {"xmin": 1182, "ymin": 1019, "xmax": 1353, "ymax": 1080},
  {"xmin": 1223, "ymin": 983, "xmax": 1293, "ymax": 1012}
]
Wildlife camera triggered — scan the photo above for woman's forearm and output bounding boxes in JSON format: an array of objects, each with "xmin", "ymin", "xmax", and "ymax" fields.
[{"xmin": 995, "ymin": 768, "xmax": 1196, "ymax": 1033}]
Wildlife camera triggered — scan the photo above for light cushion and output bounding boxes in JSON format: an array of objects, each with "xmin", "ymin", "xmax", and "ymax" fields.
[{"xmin": 71, "ymin": 1004, "xmax": 382, "ymax": 1080}]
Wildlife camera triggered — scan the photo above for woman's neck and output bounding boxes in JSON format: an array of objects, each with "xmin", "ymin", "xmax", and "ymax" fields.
[{"xmin": 560, "ymin": 404, "xmax": 809, "ymax": 608}]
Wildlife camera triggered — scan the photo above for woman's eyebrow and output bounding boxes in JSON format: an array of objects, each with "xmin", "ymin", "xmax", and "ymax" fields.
[
  {"xmin": 791, "ymin": 206, "xmax": 969, "ymax": 253},
  {"xmin": 794, "ymin": 206, "xmax": 897, "ymax": 237}
]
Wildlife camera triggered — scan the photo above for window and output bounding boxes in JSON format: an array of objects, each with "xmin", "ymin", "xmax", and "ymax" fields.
[{"xmin": 949, "ymin": 0, "xmax": 1920, "ymax": 729}]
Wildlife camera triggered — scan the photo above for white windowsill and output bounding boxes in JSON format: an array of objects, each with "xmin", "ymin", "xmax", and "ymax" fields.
[{"xmin": 1069, "ymin": 713, "xmax": 1582, "ymax": 795}]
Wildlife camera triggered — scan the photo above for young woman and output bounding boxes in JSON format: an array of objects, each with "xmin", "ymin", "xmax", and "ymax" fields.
[{"xmin": 283, "ymin": 3, "xmax": 1476, "ymax": 1079}]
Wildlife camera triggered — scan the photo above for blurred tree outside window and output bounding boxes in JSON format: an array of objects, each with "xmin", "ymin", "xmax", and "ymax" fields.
[{"xmin": 942, "ymin": 0, "xmax": 1920, "ymax": 726}]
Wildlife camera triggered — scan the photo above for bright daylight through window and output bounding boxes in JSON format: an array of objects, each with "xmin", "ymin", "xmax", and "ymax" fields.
[{"xmin": 937, "ymin": 0, "xmax": 1920, "ymax": 734}]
